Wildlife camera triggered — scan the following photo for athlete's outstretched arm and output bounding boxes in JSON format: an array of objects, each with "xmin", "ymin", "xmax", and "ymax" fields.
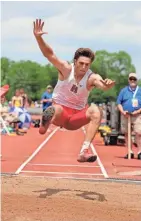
[
  {"xmin": 88, "ymin": 74, "xmax": 115, "ymax": 91},
  {"xmin": 33, "ymin": 19, "xmax": 71, "ymax": 75}
]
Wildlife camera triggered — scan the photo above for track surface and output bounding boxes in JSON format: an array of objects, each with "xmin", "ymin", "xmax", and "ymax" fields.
[
  {"xmin": 1, "ymin": 126, "xmax": 141, "ymax": 180},
  {"xmin": 1, "ymin": 126, "xmax": 141, "ymax": 221}
]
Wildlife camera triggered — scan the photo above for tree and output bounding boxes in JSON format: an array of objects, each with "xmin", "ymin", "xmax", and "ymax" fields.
[
  {"xmin": 1, "ymin": 57, "xmax": 13, "ymax": 86},
  {"xmin": 89, "ymin": 50, "xmax": 136, "ymax": 103},
  {"xmin": 0, "ymin": 49, "xmax": 138, "ymax": 102}
]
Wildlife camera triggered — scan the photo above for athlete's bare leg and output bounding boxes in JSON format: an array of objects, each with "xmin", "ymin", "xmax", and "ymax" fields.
[
  {"xmin": 39, "ymin": 105, "xmax": 64, "ymax": 134},
  {"xmin": 77, "ymin": 103, "xmax": 102, "ymax": 162},
  {"xmin": 84, "ymin": 103, "xmax": 102, "ymax": 143},
  {"xmin": 39, "ymin": 103, "xmax": 102, "ymax": 163}
]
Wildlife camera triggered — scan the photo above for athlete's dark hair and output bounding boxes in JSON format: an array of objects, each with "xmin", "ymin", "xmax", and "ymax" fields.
[{"xmin": 74, "ymin": 48, "xmax": 95, "ymax": 63}]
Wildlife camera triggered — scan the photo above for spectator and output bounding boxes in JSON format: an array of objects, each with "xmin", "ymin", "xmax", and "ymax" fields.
[
  {"xmin": 117, "ymin": 73, "xmax": 141, "ymax": 160},
  {"xmin": 0, "ymin": 96, "xmax": 9, "ymax": 111},
  {"xmin": 41, "ymin": 85, "xmax": 53, "ymax": 112},
  {"xmin": 0, "ymin": 99, "xmax": 23, "ymax": 135},
  {"xmin": 12, "ymin": 89, "xmax": 23, "ymax": 108},
  {"xmin": 19, "ymin": 88, "xmax": 28, "ymax": 107}
]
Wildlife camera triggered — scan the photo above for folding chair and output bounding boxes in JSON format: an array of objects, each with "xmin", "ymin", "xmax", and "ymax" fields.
[{"xmin": 0, "ymin": 85, "xmax": 10, "ymax": 135}]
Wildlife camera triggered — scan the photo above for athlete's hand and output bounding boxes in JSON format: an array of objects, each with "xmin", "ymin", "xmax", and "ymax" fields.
[
  {"xmin": 100, "ymin": 79, "xmax": 115, "ymax": 89},
  {"xmin": 33, "ymin": 19, "xmax": 48, "ymax": 37}
]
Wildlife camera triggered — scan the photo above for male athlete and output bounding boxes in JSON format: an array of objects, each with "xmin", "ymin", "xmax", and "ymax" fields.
[{"xmin": 33, "ymin": 19, "xmax": 115, "ymax": 163}]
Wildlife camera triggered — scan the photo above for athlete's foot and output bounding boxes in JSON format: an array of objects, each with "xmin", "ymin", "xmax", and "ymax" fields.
[
  {"xmin": 39, "ymin": 106, "xmax": 55, "ymax": 135},
  {"xmin": 77, "ymin": 150, "xmax": 97, "ymax": 163}
]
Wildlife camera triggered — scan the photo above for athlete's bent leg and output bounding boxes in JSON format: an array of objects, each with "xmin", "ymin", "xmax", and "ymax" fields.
[
  {"xmin": 84, "ymin": 103, "xmax": 102, "ymax": 143},
  {"xmin": 77, "ymin": 103, "xmax": 102, "ymax": 162},
  {"xmin": 39, "ymin": 105, "xmax": 64, "ymax": 134}
]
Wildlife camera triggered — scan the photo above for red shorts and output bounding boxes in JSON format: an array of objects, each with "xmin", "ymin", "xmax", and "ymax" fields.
[{"xmin": 58, "ymin": 105, "xmax": 90, "ymax": 130}]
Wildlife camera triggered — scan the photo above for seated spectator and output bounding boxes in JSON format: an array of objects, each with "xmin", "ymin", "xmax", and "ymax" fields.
[
  {"xmin": 0, "ymin": 96, "xmax": 9, "ymax": 113},
  {"xmin": 19, "ymin": 88, "xmax": 28, "ymax": 107},
  {"xmin": 12, "ymin": 89, "xmax": 23, "ymax": 108}
]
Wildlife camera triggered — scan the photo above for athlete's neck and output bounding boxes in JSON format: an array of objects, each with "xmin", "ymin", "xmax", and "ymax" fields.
[{"xmin": 74, "ymin": 74, "xmax": 83, "ymax": 84}]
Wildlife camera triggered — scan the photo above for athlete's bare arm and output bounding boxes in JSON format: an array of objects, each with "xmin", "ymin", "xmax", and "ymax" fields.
[
  {"xmin": 87, "ymin": 73, "xmax": 115, "ymax": 91},
  {"xmin": 33, "ymin": 19, "xmax": 71, "ymax": 77}
]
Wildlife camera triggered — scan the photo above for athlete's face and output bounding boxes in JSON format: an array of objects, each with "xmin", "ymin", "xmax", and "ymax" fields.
[{"xmin": 74, "ymin": 56, "xmax": 91, "ymax": 75}]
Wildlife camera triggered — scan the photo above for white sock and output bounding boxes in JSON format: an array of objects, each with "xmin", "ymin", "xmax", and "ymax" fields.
[
  {"xmin": 129, "ymin": 150, "xmax": 133, "ymax": 154},
  {"xmin": 80, "ymin": 141, "xmax": 91, "ymax": 154}
]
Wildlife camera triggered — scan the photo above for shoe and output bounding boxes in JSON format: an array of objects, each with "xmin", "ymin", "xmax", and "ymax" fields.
[
  {"xmin": 16, "ymin": 131, "xmax": 24, "ymax": 136},
  {"xmin": 18, "ymin": 129, "xmax": 27, "ymax": 133},
  {"xmin": 137, "ymin": 152, "xmax": 141, "ymax": 160},
  {"xmin": 77, "ymin": 150, "xmax": 97, "ymax": 163},
  {"xmin": 39, "ymin": 106, "xmax": 55, "ymax": 135},
  {"xmin": 124, "ymin": 153, "xmax": 134, "ymax": 159}
]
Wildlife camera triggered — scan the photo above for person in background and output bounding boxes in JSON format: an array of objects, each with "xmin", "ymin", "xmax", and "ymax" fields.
[
  {"xmin": 117, "ymin": 73, "xmax": 141, "ymax": 160},
  {"xmin": 0, "ymin": 96, "xmax": 9, "ymax": 108},
  {"xmin": 0, "ymin": 96, "xmax": 9, "ymax": 113},
  {"xmin": 0, "ymin": 96, "xmax": 23, "ymax": 136},
  {"xmin": 41, "ymin": 85, "xmax": 53, "ymax": 112},
  {"xmin": 19, "ymin": 88, "xmax": 28, "ymax": 107},
  {"xmin": 12, "ymin": 89, "xmax": 23, "ymax": 108}
]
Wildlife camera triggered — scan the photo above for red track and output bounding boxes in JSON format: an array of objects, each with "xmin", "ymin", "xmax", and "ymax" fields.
[{"xmin": 1, "ymin": 126, "xmax": 141, "ymax": 181}]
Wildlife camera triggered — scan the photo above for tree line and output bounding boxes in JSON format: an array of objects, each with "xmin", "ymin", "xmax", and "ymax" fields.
[{"xmin": 1, "ymin": 50, "xmax": 141, "ymax": 103}]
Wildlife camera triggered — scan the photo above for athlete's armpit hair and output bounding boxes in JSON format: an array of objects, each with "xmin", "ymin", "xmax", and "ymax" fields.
[
  {"xmin": 57, "ymin": 60, "xmax": 70, "ymax": 76},
  {"xmin": 74, "ymin": 48, "xmax": 95, "ymax": 63}
]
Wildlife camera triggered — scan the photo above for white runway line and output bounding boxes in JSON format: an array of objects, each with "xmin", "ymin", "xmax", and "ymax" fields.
[
  {"xmin": 29, "ymin": 163, "xmax": 100, "ymax": 168},
  {"xmin": 21, "ymin": 170, "xmax": 103, "ymax": 176},
  {"xmin": 15, "ymin": 127, "xmax": 59, "ymax": 174},
  {"xmin": 82, "ymin": 127, "xmax": 109, "ymax": 178}
]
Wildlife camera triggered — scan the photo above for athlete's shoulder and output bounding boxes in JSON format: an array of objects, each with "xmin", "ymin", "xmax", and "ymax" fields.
[
  {"xmin": 62, "ymin": 61, "xmax": 72, "ymax": 72},
  {"xmin": 58, "ymin": 61, "xmax": 72, "ymax": 79},
  {"xmin": 88, "ymin": 72, "xmax": 101, "ymax": 80}
]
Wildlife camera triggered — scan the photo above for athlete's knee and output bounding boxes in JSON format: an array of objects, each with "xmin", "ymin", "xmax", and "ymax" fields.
[
  {"xmin": 86, "ymin": 104, "xmax": 102, "ymax": 123},
  {"xmin": 51, "ymin": 105, "xmax": 63, "ymax": 121}
]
